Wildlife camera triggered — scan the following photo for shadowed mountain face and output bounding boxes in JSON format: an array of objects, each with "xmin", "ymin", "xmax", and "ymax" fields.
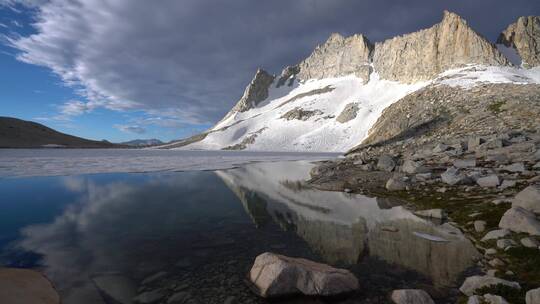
[
  {"xmin": 217, "ymin": 161, "xmax": 481, "ymax": 287},
  {"xmin": 0, "ymin": 117, "xmax": 119, "ymax": 148}
]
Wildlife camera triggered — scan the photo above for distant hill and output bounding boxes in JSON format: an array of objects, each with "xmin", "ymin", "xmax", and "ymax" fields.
[
  {"xmin": 121, "ymin": 139, "xmax": 163, "ymax": 147},
  {"xmin": 0, "ymin": 117, "xmax": 120, "ymax": 148}
]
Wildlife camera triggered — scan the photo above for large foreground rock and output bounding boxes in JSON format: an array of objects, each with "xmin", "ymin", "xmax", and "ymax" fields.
[
  {"xmin": 390, "ymin": 289, "xmax": 435, "ymax": 304},
  {"xmin": 499, "ymin": 207, "xmax": 540, "ymax": 236},
  {"xmin": 459, "ymin": 275, "xmax": 520, "ymax": 296},
  {"xmin": 249, "ymin": 252, "xmax": 359, "ymax": 298},
  {"xmin": 527, "ymin": 287, "xmax": 540, "ymax": 304},
  {"xmin": 0, "ymin": 268, "xmax": 60, "ymax": 304},
  {"xmin": 513, "ymin": 185, "xmax": 540, "ymax": 214}
]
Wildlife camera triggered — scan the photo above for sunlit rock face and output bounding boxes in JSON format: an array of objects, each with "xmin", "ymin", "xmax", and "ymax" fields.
[
  {"xmin": 217, "ymin": 161, "xmax": 480, "ymax": 287},
  {"xmin": 498, "ymin": 16, "xmax": 540, "ymax": 68},
  {"xmin": 297, "ymin": 33, "xmax": 373, "ymax": 84},
  {"xmin": 373, "ymin": 11, "xmax": 510, "ymax": 83}
]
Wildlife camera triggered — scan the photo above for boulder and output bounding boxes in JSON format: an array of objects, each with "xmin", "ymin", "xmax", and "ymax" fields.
[
  {"xmin": 520, "ymin": 237, "xmax": 540, "ymax": 248},
  {"xmin": 499, "ymin": 180, "xmax": 516, "ymax": 190},
  {"xmin": 0, "ymin": 268, "xmax": 60, "ymax": 304},
  {"xmin": 336, "ymin": 103, "xmax": 360, "ymax": 123},
  {"xmin": 386, "ymin": 178, "xmax": 407, "ymax": 191},
  {"xmin": 414, "ymin": 209, "xmax": 447, "ymax": 219},
  {"xmin": 499, "ymin": 207, "xmax": 540, "ymax": 236},
  {"xmin": 402, "ymin": 160, "xmax": 430, "ymax": 174},
  {"xmin": 459, "ymin": 275, "xmax": 520, "ymax": 296},
  {"xmin": 502, "ymin": 163, "xmax": 526, "ymax": 173},
  {"xmin": 477, "ymin": 175, "xmax": 501, "ymax": 188},
  {"xmin": 454, "ymin": 159, "xmax": 477, "ymax": 168},
  {"xmin": 390, "ymin": 289, "xmax": 435, "ymax": 304},
  {"xmin": 474, "ymin": 220, "xmax": 487, "ymax": 232},
  {"xmin": 248, "ymin": 252, "xmax": 359, "ymax": 298},
  {"xmin": 467, "ymin": 295, "xmax": 483, "ymax": 304},
  {"xmin": 441, "ymin": 167, "xmax": 469, "ymax": 185},
  {"xmin": 481, "ymin": 229, "xmax": 510, "ymax": 242},
  {"xmin": 496, "ymin": 239, "xmax": 517, "ymax": 250},
  {"xmin": 513, "ymin": 185, "xmax": 540, "ymax": 214},
  {"xmin": 377, "ymin": 155, "xmax": 396, "ymax": 172},
  {"xmin": 432, "ymin": 143, "xmax": 449, "ymax": 153},
  {"xmin": 483, "ymin": 294, "xmax": 510, "ymax": 304},
  {"xmin": 526, "ymin": 287, "xmax": 540, "ymax": 304}
]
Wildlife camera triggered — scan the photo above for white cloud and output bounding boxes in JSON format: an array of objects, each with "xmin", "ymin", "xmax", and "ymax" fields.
[{"xmin": 114, "ymin": 124, "xmax": 146, "ymax": 134}]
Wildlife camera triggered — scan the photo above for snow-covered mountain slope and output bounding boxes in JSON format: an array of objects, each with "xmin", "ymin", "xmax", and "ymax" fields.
[{"xmin": 160, "ymin": 66, "xmax": 540, "ymax": 152}]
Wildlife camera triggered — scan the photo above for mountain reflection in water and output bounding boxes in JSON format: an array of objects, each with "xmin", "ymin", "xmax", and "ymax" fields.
[
  {"xmin": 217, "ymin": 161, "xmax": 480, "ymax": 287},
  {"xmin": 1, "ymin": 161, "xmax": 480, "ymax": 303}
]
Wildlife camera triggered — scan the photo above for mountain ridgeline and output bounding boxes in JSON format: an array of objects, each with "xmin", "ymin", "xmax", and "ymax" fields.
[{"xmin": 161, "ymin": 11, "xmax": 540, "ymax": 152}]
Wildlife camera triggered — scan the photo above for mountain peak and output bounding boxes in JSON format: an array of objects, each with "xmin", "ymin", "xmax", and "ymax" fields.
[{"xmin": 497, "ymin": 15, "xmax": 540, "ymax": 68}]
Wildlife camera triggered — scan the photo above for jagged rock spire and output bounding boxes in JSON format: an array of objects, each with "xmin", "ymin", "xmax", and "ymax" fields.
[
  {"xmin": 225, "ymin": 68, "xmax": 275, "ymax": 117},
  {"xmin": 297, "ymin": 33, "xmax": 373, "ymax": 83},
  {"xmin": 372, "ymin": 10, "xmax": 511, "ymax": 83},
  {"xmin": 498, "ymin": 16, "xmax": 540, "ymax": 68}
]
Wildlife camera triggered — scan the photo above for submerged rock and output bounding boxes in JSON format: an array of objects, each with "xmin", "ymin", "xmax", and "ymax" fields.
[
  {"xmin": 459, "ymin": 275, "xmax": 520, "ymax": 296},
  {"xmin": 414, "ymin": 209, "xmax": 446, "ymax": 219},
  {"xmin": 390, "ymin": 289, "xmax": 435, "ymax": 304},
  {"xmin": 248, "ymin": 252, "xmax": 359, "ymax": 298}
]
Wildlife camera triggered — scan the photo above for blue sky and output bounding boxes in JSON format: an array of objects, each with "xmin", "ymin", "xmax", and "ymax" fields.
[{"xmin": 0, "ymin": 0, "xmax": 538, "ymax": 143}]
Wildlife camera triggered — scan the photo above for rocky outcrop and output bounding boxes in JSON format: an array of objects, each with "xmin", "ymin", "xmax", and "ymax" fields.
[
  {"xmin": 248, "ymin": 252, "xmax": 359, "ymax": 298},
  {"xmin": 336, "ymin": 103, "xmax": 360, "ymax": 123},
  {"xmin": 498, "ymin": 16, "xmax": 540, "ymax": 68},
  {"xmin": 459, "ymin": 275, "xmax": 520, "ymax": 296},
  {"xmin": 227, "ymin": 69, "xmax": 275, "ymax": 115},
  {"xmin": 373, "ymin": 11, "xmax": 510, "ymax": 83},
  {"xmin": 297, "ymin": 33, "xmax": 373, "ymax": 83},
  {"xmin": 499, "ymin": 207, "xmax": 540, "ymax": 235},
  {"xmin": 276, "ymin": 65, "xmax": 300, "ymax": 88}
]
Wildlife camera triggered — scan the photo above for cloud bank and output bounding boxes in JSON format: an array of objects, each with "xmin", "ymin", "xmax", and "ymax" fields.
[{"xmin": 4, "ymin": 0, "xmax": 540, "ymax": 129}]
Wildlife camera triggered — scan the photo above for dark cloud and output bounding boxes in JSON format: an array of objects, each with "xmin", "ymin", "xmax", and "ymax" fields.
[{"xmin": 4, "ymin": 0, "xmax": 540, "ymax": 125}]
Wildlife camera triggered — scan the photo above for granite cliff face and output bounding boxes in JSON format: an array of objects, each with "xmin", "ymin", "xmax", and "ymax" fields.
[
  {"xmin": 373, "ymin": 11, "xmax": 510, "ymax": 83},
  {"xmin": 498, "ymin": 16, "xmax": 540, "ymax": 68},
  {"xmin": 227, "ymin": 69, "xmax": 275, "ymax": 114},
  {"xmin": 297, "ymin": 33, "xmax": 373, "ymax": 83}
]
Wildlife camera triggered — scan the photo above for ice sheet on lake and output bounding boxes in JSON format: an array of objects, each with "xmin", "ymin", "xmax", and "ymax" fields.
[{"xmin": 0, "ymin": 149, "xmax": 339, "ymax": 178}]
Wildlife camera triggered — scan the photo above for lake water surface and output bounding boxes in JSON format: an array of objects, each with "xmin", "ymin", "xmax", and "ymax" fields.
[{"xmin": 0, "ymin": 152, "xmax": 480, "ymax": 304}]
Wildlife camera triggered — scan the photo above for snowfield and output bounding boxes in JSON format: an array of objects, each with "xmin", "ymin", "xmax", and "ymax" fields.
[{"xmin": 166, "ymin": 65, "xmax": 540, "ymax": 152}]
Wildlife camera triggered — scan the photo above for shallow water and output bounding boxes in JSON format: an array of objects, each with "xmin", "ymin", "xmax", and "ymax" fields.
[{"xmin": 0, "ymin": 160, "xmax": 480, "ymax": 303}]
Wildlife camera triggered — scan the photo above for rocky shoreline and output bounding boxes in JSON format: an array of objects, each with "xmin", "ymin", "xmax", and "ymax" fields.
[{"xmin": 308, "ymin": 129, "xmax": 540, "ymax": 303}]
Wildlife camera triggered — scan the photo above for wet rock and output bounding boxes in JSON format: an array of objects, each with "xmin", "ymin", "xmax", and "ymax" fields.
[
  {"xmin": 133, "ymin": 289, "xmax": 166, "ymax": 304},
  {"xmin": 499, "ymin": 207, "xmax": 540, "ymax": 236},
  {"xmin": 441, "ymin": 167, "xmax": 469, "ymax": 185},
  {"xmin": 481, "ymin": 229, "xmax": 510, "ymax": 241},
  {"xmin": 454, "ymin": 159, "xmax": 477, "ymax": 168},
  {"xmin": 377, "ymin": 155, "xmax": 396, "ymax": 172},
  {"xmin": 386, "ymin": 177, "xmax": 407, "ymax": 191},
  {"xmin": 402, "ymin": 160, "xmax": 430, "ymax": 174},
  {"xmin": 513, "ymin": 185, "xmax": 540, "ymax": 214},
  {"xmin": 0, "ymin": 268, "xmax": 60, "ymax": 304},
  {"xmin": 414, "ymin": 209, "xmax": 447, "ymax": 219},
  {"xmin": 92, "ymin": 274, "xmax": 137, "ymax": 304},
  {"xmin": 142, "ymin": 271, "xmax": 167, "ymax": 285},
  {"xmin": 248, "ymin": 252, "xmax": 359, "ymax": 298},
  {"xmin": 167, "ymin": 291, "xmax": 191, "ymax": 304},
  {"xmin": 390, "ymin": 289, "xmax": 435, "ymax": 304},
  {"xmin": 477, "ymin": 175, "xmax": 501, "ymax": 188},
  {"xmin": 496, "ymin": 239, "xmax": 517, "ymax": 250},
  {"xmin": 474, "ymin": 221, "xmax": 487, "ymax": 232},
  {"xmin": 459, "ymin": 275, "xmax": 520, "ymax": 296},
  {"xmin": 526, "ymin": 287, "xmax": 540, "ymax": 304},
  {"xmin": 520, "ymin": 237, "xmax": 540, "ymax": 248}
]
